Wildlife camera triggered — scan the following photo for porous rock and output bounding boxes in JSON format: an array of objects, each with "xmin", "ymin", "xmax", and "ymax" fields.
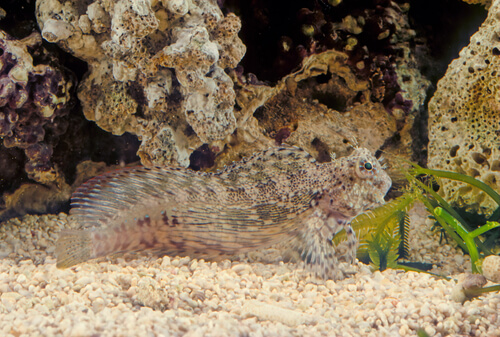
[
  {"xmin": 213, "ymin": 1, "xmax": 430, "ymax": 170},
  {"xmin": 36, "ymin": 0, "xmax": 246, "ymax": 166},
  {"xmin": 0, "ymin": 29, "xmax": 74, "ymax": 184},
  {"xmin": 34, "ymin": 0, "xmax": 426, "ymax": 175},
  {"xmin": 428, "ymin": 0, "xmax": 500, "ymax": 215},
  {"xmin": 218, "ymin": 49, "xmax": 413, "ymax": 173}
]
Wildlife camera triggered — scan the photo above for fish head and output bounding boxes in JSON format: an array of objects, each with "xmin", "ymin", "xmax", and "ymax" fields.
[{"xmin": 319, "ymin": 147, "xmax": 392, "ymax": 218}]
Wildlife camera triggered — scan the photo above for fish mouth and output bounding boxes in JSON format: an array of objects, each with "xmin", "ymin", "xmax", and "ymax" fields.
[
  {"xmin": 373, "ymin": 181, "xmax": 392, "ymax": 205},
  {"xmin": 377, "ymin": 192, "xmax": 388, "ymax": 204}
]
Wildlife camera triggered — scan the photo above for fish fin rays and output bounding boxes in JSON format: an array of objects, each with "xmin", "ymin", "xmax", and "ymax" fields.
[
  {"xmin": 69, "ymin": 166, "xmax": 205, "ymax": 228},
  {"xmin": 56, "ymin": 230, "xmax": 93, "ymax": 268}
]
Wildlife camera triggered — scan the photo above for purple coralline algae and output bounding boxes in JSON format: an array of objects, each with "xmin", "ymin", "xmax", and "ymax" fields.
[{"xmin": 0, "ymin": 30, "xmax": 74, "ymax": 184}]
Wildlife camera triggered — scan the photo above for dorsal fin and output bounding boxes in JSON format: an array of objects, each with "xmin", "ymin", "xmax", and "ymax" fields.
[{"xmin": 70, "ymin": 166, "xmax": 207, "ymax": 229}]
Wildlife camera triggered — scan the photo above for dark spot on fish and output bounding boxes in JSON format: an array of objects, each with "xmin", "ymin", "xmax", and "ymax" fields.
[
  {"xmin": 136, "ymin": 216, "xmax": 151, "ymax": 227},
  {"xmin": 162, "ymin": 212, "xmax": 171, "ymax": 226},
  {"xmin": 140, "ymin": 235, "xmax": 158, "ymax": 249},
  {"xmin": 169, "ymin": 239, "xmax": 185, "ymax": 251},
  {"xmin": 172, "ymin": 217, "xmax": 179, "ymax": 226}
]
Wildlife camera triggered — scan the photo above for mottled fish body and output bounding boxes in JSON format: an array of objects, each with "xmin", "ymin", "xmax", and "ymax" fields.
[{"xmin": 56, "ymin": 146, "xmax": 391, "ymax": 278}]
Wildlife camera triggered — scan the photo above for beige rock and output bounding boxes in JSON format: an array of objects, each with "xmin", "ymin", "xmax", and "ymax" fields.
[
  {"xmin": 221, "ymin": 50, "xmax": 404, "ymax": 170},
  {"xmin": 428, "ymin": 0, "xmax": 500, "ymax": 215},
  {"xmin": 36, "ymin": 0, "xmax": 246, "ymax": 167},
  {"xmin": 482, "ymin": 255, "xmax": 500, "ymax": 282}
]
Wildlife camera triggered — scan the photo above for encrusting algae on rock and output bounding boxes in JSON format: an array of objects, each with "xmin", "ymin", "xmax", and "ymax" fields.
[{"xmin": 56, "ymin": 146, "xmax": 391, "ymax": 279}]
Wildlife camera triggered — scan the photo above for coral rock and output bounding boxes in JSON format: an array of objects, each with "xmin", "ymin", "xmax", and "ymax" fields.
[
  {"xmin": 217, "ymin": 50, "xmax": 400, "ymax": 170},
  {"xmin": 428, "ymin": 0, "xmax": 500, "ymax": 215},
  {"xmin": 0, "ymin": 29, "xmax": 73, "ymax": 183},
  {"xmin": 36, "ymin": 0, "xmax": 246, "ymax": 166}
]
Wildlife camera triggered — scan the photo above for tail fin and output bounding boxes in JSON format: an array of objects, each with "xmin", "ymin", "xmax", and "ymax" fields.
[{"xmin": 55, "ymin": 230, "xmax": 93, "ymax": 268}]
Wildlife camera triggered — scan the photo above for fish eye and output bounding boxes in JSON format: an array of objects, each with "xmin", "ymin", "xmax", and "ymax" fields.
[{"xmin": 356, "ymin": 159, "xmax": 375, "ymax": 179}]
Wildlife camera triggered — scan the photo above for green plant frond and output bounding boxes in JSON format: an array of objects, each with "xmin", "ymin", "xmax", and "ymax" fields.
[
  {"xmin": 333, "ymin": 192, "xmax": 416, "ymax": 244},
  {"xmin": 332, "ymin": 192, "xmax": 416, "ymax": 262},
  {"xmin": 399, "ymin": 212, "xmax": 411, "ymax": 259},
  {"xmin": 433, "ymin": 208, "xmax": 500, "ymax": 273},
  {"xmin": 367, "ymin": 230, "xmax": 400, "ymax": 271},
  {"xmin": 410, "ymin": 175, "xmax": 494, "ymax": 256},
  {"xmin": 359, "ymin": 213, "xmax": 401, "ymax": 263},
  {"xmin": 367, "ymin": 239, "xmax": 381, "ymax": 268},
  {"xmin": 409, "ymin": 165, "xmax": 500, "ymax": 208},
  {"xmin": 389, "ymin": 153, "xmax": 500, "ymax": 212}
]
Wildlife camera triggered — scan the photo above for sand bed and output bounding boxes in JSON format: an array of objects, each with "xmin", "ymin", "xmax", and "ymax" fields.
[{"xmin": 0, "ymin": 205, "xmax": 499, "ymax": 337}]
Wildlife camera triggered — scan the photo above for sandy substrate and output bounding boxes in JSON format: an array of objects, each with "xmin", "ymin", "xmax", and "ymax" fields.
[{"xmin": 0, "ymin": 203, "xmax": 499, "ymax": 337}]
